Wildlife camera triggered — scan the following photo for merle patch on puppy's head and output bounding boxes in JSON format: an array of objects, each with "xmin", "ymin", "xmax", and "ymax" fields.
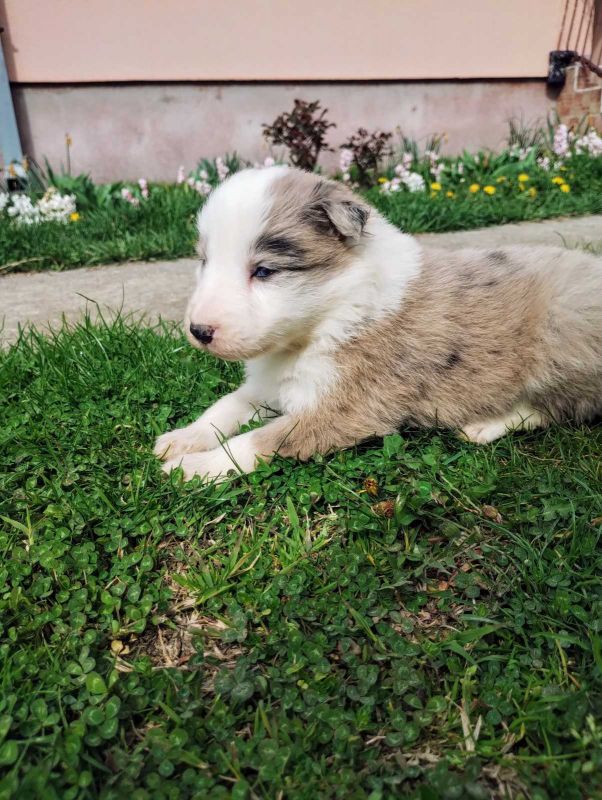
[{"xmin": 185, "ymin": 167, "xmax": 371, "ymax": 361}]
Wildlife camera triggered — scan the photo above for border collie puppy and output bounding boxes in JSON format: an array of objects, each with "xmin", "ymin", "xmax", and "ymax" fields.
[{"xmin": 155, "ymin": 166, "xmax": 602, "ymax": 482}]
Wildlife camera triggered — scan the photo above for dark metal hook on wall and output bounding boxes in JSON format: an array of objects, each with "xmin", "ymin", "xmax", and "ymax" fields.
[{"xmin": 548, "ymin": 49, "xmax": 602, "ymax": 86}]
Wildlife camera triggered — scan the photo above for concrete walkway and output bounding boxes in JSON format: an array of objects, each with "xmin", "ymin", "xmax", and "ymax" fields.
[{"xmin": 1, "ymin": 215, "xmax": 601, "ymax": 345}]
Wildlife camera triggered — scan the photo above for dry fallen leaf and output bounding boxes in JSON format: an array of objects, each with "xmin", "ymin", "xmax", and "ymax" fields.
[
  {"xmin": 363, "ymin": 477, "xmax": 379, "ymax": 496},
  {"xmin": 481, "ymin": 504, "xmax": 503, "ymax": 523},
  {"xmin": 372, "ymin": 499, "xmax": 395, "ymax": 518}
]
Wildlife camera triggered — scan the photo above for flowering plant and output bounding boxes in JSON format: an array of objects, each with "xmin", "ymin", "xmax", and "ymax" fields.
[
  {"xmin": 119, "ymin": 178, "xmax": 152, "ymax": 207},
  {"xmin": 379, "ymin": 153, "xmax": 426, "ymax": 194},
  {"xmin": 0, "ymin": 188, "xmax": 77, "ymax": 225},
  {"xmin": 177, "ymin": 154, "xmax": 243, "ymax": 197},
  {"xmin": 371, "ymin": 120, "xmax": 599, "ymax": 201}
]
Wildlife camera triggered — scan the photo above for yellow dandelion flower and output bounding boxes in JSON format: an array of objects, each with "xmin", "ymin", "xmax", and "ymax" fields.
[
  {"xmin": 560, "ymin": 183, "xmax": 570, "ymax": 192},
  {"xmin": 518, "ymin": 173, "xmax": 529, "ymax": 182},
  {"xmin": 469, "ymin": 183, "xmax": 480, "ymax": 193},
  {"xmin": 377, "ymin": 177, "xmax": 388, "ymax": 184},
  {"xmin": 70, "ymin": 212, "xmax": 81, "ymax": 222},
  {"xmin": 551, "ymin": 176, "xmax": 564, "ymax": 185},
  {"xmin": 496, "ymin": 176, "xmax": 507, "ymax": 183},
  {"xmin": 430, "ymin": 182, "xmax": 442, "ymax": 191},
  {"xmin": 446, "ymin": 190, "xmax": 455, "ymax": 198},
  {"xmin": 528, "ymin": 187, "xmax": 537, "ymax": 198},
  {"xmin": 483, "ymin": 185, "xmax": 496, "ymax": 195}
]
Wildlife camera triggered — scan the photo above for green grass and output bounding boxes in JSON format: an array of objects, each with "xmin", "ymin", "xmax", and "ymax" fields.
[
  {"xmin": 1, "ymin": 316, "xmax": 601, "ymax": 799},
  {"xmin": 0, "ymin": 188, "xmax": 202, "ymax": 275},
  {"xmin": 368, "ymin": 179, "xmax": 602, "ymax": 235},
  {"xmin": 368, "ymin": 153, "xmax": 602, "ymax": 234},
  {"xmin": 1, "ymin": 155, "xmax": 601, "ymax": 274}
]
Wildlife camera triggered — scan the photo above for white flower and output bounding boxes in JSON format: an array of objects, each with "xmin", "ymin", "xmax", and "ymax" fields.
[
  {"xmin": 138, "ymin": 178, "xmax": 149, "ymax": 199},
  {"xmin": 380, "ymin": 177, "xmax": 401, "ymax": 194},
  {"xmin": 553, "ymin": 124, "xmax": 570, "ymax": 157},
  {"xmin": 263, "ymin": 156, "xmax": 275, "ymax": 168},
  {"xmin": 402, "ymin": 171, "xmax": 426, "ymax": 192},
  {"xmin": 431, "ymin": 162, "xmax": 445, "ymax": 181},
  {"xmin": 3, "ymin": 188, "xmax": 76, "ymax": 224},
  {"xmin": 394, "ymin": 154, "xmax": 416, "ymax": 176},
  {"xmin": 512, "ymin": 146, "xmax": 531, "ymax": 161},
  {"xmin": 339, "ymin": 148, "xmax": 353, "ymax": 173},
  {"xmin": 194, "ymin": 180, "xmax": 212, "ymax": 196},
  {"xmin": 215, "ymin": 157, "xmax": 229, "ymax": 182},
  {"xmin": 37, "ymin": 189, "xmax": 77, "ymax": 221},
  {"xmin": 537, "ymin": 155, "xmax": 551, "ymax": 171},
  {"xmin": 8, "ymin": 194, "xmax": 40, "ymax": 224},
  {"xmin": 425, "ymin": 149, "xmax": 441, "ymax": 174},
  {"xmin": 380, "ymin": 168, "xmax": 425, "ymax": 194},
  {"xmin": 385, "ymin": 156, "xmax": 426, "ymax": 194},
  {"xmin": 120, "ymin": 187, "xmax": 140, "ymax": 207},
  {"xmin": 574, "ymin": 129, "xmax": 602, "ymax": 157},
  {"xmin": 6, "ymin": 190, "xmax": 76, "ymax": 224},
  {"xmin": 176, "ymin": 166, "xmax": 186, "ymax": 184}
]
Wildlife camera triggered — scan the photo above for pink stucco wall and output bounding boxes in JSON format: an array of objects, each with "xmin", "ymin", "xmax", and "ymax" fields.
[
  {"xmin": 1, "ymin": 0, "xmax": 566, "ymax": 82},
  {"xmin": 2, "ymin": 1, "xmax": 577, "ymax": 181}
]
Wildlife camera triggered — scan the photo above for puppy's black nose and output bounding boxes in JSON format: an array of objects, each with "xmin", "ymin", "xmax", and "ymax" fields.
[{"xmin": 189, "ymin": 323, "xmax": 215, "ymax": 344}]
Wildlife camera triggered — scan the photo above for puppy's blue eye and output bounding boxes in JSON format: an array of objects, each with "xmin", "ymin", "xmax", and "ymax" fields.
[{"xmin": 252, "ymin": 265, "xmax": 275, "ymax": 279}]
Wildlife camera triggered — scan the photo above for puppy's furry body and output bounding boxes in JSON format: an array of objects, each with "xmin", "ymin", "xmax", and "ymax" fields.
[{"xmin": 155, "ymin": 167, "xmax": 602, "ymax": 481}]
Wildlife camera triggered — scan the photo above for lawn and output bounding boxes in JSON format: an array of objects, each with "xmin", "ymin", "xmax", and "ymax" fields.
[
  {"xmin": 0, "ymin": 188, "xmax": 201, "ymax": 275},
  {"xmin": 367, "ymin": 169, "xmax": 602, "ymax": 237},
  {"xmin": 1, "ymin": 316, "xmax": 601, "ymax": 799}
]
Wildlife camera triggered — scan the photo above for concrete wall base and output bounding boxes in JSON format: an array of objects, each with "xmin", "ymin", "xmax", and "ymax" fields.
[{"xmin": 12, "ymin": 80, "xmax": 555, "ymax": 182}]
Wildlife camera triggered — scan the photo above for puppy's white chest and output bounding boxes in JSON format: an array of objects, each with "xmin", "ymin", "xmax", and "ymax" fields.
[
  {"xmin": 246, "ymin": 350, "xmax": 337, "ymax": 415},
  {"xmin": 278, "ymin": 352, "xmax": 336, "ymax": 414}
]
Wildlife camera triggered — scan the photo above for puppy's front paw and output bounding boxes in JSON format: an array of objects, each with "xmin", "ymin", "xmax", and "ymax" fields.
[
  {"xmin": 460, "ymin": 420, "xmax": 509, "ymax": 444},
  {"xmin": 461, "ymin": 406, "xmax": 545, "ymax": 445},
  {"xmin": 161, "ymin": 450, "xmax": 240, "ymax": 484},
  {"xmin": 154, "ymin": 426, "xmax": 215, "ymax": 460}
]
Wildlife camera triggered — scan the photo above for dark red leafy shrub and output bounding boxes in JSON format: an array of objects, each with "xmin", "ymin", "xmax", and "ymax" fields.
[
  {"xmin": 262, "ymin": 100, "xmax": 336, "ymax": 171},
  {"xmin": 341, "ymin": 128, "xmax": 393, "ymax": 185}
]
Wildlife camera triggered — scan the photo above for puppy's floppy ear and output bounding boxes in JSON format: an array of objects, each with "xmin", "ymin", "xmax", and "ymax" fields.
[{"xmin": 306, "ymin": 181, "xmax": 370, "ymax": 243}]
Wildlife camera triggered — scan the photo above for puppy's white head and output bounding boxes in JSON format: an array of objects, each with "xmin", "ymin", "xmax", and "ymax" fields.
[{"xmin": 185, "ymin": 167, "xmax": 370, "ymax": 361}]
